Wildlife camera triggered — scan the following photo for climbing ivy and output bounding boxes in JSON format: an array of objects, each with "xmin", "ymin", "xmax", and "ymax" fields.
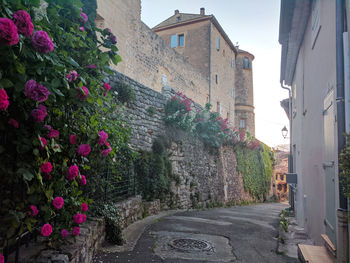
[{"xmin": 340, "ymin": 133, "xmax": 350, "ymax": 197}]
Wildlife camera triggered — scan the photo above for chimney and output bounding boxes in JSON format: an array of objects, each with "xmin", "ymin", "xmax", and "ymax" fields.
[
  {"xmin": 200, "ymin": 7, "xmax": 205, "ymax": 15},
  {"xmin": 175, "ymin": 9, "xmax": 179, "ymax": 15}
]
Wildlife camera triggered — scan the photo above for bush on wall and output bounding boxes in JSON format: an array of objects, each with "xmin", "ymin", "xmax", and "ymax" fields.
[
  {"xmin": 0, "ymin": 0, "xmax": 132, "ymax": 253},
  {"xmin": 340, "ymin": 133, "xmax": 350, "ymax": 197}
]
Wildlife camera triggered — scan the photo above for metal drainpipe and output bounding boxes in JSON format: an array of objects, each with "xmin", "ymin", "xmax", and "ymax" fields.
[
  {"xmin": 209, "ymin": 22, "xmax": 212, "ymax": 104},
  {"xmin": 281, "ymin": 82, "xmax": 294, "ymax": 211}
]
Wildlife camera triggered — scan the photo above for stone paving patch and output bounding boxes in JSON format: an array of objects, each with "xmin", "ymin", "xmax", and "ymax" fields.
[{"xmin": 150, "ymin": 231, "xmax": 235, "ymax": 262}]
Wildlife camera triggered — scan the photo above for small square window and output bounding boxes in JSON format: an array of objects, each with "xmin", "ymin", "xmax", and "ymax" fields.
[
  {"xmin": 216, "ymin": 37, "xmax": 220, "ymax": 51},
  {"xmin": 231, "ymin": 88, "xmax": 235, "ymax": 98},
  {"xmin": 171, "ymin": 34, "xmax": 177, "ymax": 48},
  {"xmin": 231, "ymin": 58, "xmax": 235, "ymax": 68},
  {"xmin": 240, "ymin": 118, "xmax": 246, "ymax": 129},
  {"xmin": 243, "ymin": 57, "xmax": 250, "ymax": 69},
  {"xmin": 178, "ymin": 34, "xmax": 184, "ymax": 47},
  {"xmin": 217, "ymin": 102, "xmax": 222, "ymax": 114}
]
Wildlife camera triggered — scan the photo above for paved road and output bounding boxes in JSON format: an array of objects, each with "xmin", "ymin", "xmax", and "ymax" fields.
[{"xmin": 94, "ymin": 203, "xmax": 298, "ymax": 263}]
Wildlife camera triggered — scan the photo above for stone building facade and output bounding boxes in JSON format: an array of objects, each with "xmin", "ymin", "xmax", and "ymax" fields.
[{"xmin": 96, "ymin": 0, "xmax": 255, "ymax": 135}]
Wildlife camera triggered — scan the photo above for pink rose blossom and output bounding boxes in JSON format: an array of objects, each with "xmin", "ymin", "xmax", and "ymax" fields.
[
  {"xmin": 38, "ymin": 136, "xmax": 47, "ymax": 150},
  {"xmin": 103, "ymin": 83, "xmax": 111, "ymax": 91},
  {"xmin": 87, "ymin": 64, "xmax": 96, "ymax": 69},
  {"xmin": 32, "ymin": 30, "xmax": 54, "ymax": 53},
  {"xmin": 78, "ymin": 144, "xmax": 91, "ymax": 156},
  {"xmin": 41, "ymin": 223, "xmax": 52, "ymax": 237},
  {"xmin": 67, "ymin": 165, "xmax": 79, "ymax": 180},
  {"xmin": 98, "ymin": 130, "xmax": 108, "ymax": 145},
  {"xmin": 44, "ymin": 124, "xmax": 52, "ymax": 131},
  {"xmin": 101, "ymin": 142, "xmax": 112, "ymax": 156},
  {"xmin": 0, "ymin": 253, "xmax": 4, "ymax": 263},
  {"xmin": 72, "ymin": 226, "xmax": 80, "ymax": 236},
  {"xmin": 41, "ymin": 162, "xmax": 52, "ymax": 174},
  {"xmin": 73, "ymin": 213, "xmax": 85, "ymax": 224},
  {"xmin": 24, "ymin": 79, "xmax": 50, "ymax": 102},
  {"xmin": 76, "ymin": 86, "xmax": 89, "ymax": 100},
  {"xmin": 109, "ymin": 33, "xmax": 117, "ymax": 44},
  {"xmin": 81, "ymin": 203, "xmax": 88, "ymax": 212},
  {"xmin": 0, "ymin": 18, "xmax": 19, "ymax": 46},
  {"xmin": 79, "ymin": 26, "xmax": 85, "ymax": 32},
  {"xmin": 13, "ymin": 10, "xmax": 34, "ymax": 37},
  {"xmin": 81, "ymin": 12, "xmax": 88, "ymax": 23},
  {"xmin": 47, "ymin": 129, "xmax": 60, "ymax": 139},
  {"xmin": 0, "ymin": 88, "xmax": 9, "ymax": 111},
  {"xmin": 52, "ymin": 197, "xmax": 64, "ymax": 210},
  {"xmin": 79, "ymin": 175, "xmax": 86, "ymax": 185},
  {"xmin": 69, "ymin": 134, "xmax": 77, "ymax": 145},
  {"xmin": 61, "ymin": 229, "xmax": 69, "ymax": 238},
  {"xmin": 31, "ymin": 105, "xmax": 47, "ymax": 123},
  {"xmin": 29, "ymin": 205, "xmax": 38, "ymax": 216},
  {"xmin": 8, "ymin": 118, "xmax": 19, "ymax": 128},
  {"xmin": 65, "ymin": 70, "xmax": 79, "ymax": 82}
]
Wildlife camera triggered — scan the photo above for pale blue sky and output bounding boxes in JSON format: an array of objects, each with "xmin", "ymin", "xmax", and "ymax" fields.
[{"xmin": 141, "ymin": 0, "xmax": 289, "ymax": 147}]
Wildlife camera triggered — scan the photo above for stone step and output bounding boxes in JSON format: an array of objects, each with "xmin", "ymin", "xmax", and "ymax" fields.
[
  {"xmin": 298, "ymin": 244, "xmax": 336, "ymax": 263},
  {"xmin": 321, "ymin": 234, "xmax": 336, "ymax": 257}
]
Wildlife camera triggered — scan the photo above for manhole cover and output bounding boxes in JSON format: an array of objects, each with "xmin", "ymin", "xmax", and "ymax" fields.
[{"xmin": 169, "ymin": 238, "xmax": 213, "ymax": 252}]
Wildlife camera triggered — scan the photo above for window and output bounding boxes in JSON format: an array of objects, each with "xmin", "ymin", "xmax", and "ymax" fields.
[
  {"xmin": 178, "ymin": 34, "xmax": 184, "ymax": 47},
  {"xmin": 231, "ymin": 88, "xmax": 235, "ymax": 98},
  {"xmin": 216, "ymin": 37, "xmax": 220, "ymax": 51},
  {"xmin": 280, "ymin": 174, "xmax": 285, "ymax": 181},
  {"xmin": 171, "ymin": 34, "xmax": 184, "ymax": 48},
  {"xmin": 217, "ymin": 102, "xmax": 222, "ymax": 114},
  {"xmin": 171, "ymin": 34, "xmax": 177, "ymax": 48},
  {"xmin": 231, "ymin": 58, "xmax": 235, "ymax": 68},
  {"xmin": 215, "ymin": 74, "xmax": 218, "ymax": 84},
  {"xmin": 243, "ymin": 57, "xmax": 250, "ymax": 69},
  {"xmin": 239, "ymin": 118, "xmax": 246, "ymax": 129}
]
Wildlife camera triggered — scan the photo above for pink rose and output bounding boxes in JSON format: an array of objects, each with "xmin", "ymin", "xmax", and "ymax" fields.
[
  {"xmin": 13, "ymin": 10, "xmax": 34, "ymax": 37},
  {"xmin": 38, "ymin": 137, "xmax": 47, "ymax": 150},
  {"xmin": 98, "ymin": 130, "xmax": 108, "ymax": 145},
  {"xmin": 79, "ymin": 26, "xmax": 85, "ymax": 32},
  {"xmin": 41, "ymin": 223, "xmax": 52, "ymax": 237},
  {"xmin": 76, "ymin": 86, "xmax": 89, "ymax": 100},
  {"xmin": 101, "ymin": 142, "xmax": 112, "ymax": 156},
  {"xmin": 87, "ymin": 64, "xmax": 96, "ymax": 69},
  {"xmin": 32, "ymin": 30, "xmax": 54, "ymax": 53},
  {"xmin": 79, "ymin": 175, "xmax": 86, "ymax": 185},
  {"xmin": 103, "ymin": 83, "xmax": 111, "ymax": 91},
  {"xmin": 65, "ymin": 70, "xmax": 79, "ymax": 82},
  {"xmin": 72, "ymin": 226, "xmax": 80, "ymax": 236},
  {"xmin": 52, "ymin": 197, "xmax": 64, "ymax": 210},
  {"xmin": 73, "ymin": 213, "xmax": 85, "ymax": 224},
  {"xmin": 0, "ymin": 88, "xmax": 9, "ymax": 111},
  {"xmin": 67, "ymin": 165, "xmax": 79, "ymax": 180},
  {"xmin": 81, "ymin": 12, "xmax": 88, "ymax": 23},
  {"xmin": 29, "ymin": 205, "xmax": 38, "ymax": 216},
  {"xmin": 31, "ymin": 105, "xmax": 47, "ymax": 123},
  {"xmin": 47, "ymin": 129, "xmax": 59, "ymax": 139},
  {"xmin": 69, "ymin": 134, "xmax": 77, "ymax": 145},
  {"xmin": 41, "ymin": 162, "xmax": 52, "ymax": 174},
  {"xmin": 24, "ymin": 79, "xmax": 50, "ymax": 102},
  {"xmin": 0, "ymin": 18, "xmax": 19, "ymax": 46},
  {"xmin": 109, "ymin": 33, "xmax": 117, "ymax": 44},
  {"xmin": 8, "ymin": 118, "xmax": 19, "ymax": 128},
  {"xmin": 61, "ymin": 229, "xmax": 69, "ymax": 238},
  {"xmin": 78, "ymin": 144, "xmax": 91, "ymax": 156},
  {"xmin": 81, "ymin": 203, "xmax": 88, "ymax": 212},
  {"xmin": 0, "ymin": 253, "xmax": 4, "ymax": 263}
]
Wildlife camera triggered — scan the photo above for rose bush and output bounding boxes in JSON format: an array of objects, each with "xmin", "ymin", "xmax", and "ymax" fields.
[{"xmin": 0, "ymin": 0, "xmax": 132, "ymax": 253}]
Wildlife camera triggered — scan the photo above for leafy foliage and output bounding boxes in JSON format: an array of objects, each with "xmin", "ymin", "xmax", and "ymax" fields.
[
  {"xmin": 0, "ymin": 0, "xmax": 132, "ymax": 248},
  {"xmin": 340, "ymin": 133, "xmax": 350, "ymax": 197},
  {"xmin": 134, "ymin": 138, "xmax": 173, "ymax": 201},
  {"xmin": 114, "ymin": 81, "xmax": 135, "ymax": 104}
]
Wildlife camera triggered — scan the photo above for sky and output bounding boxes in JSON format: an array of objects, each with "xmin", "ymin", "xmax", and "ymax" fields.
[{"xmin": 141, "ymin": 0, "xmax": 290, "ymax": 147}]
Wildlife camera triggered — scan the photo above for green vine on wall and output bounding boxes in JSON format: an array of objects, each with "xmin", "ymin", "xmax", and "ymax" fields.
[{"xmin": 340, "ymin": 133, "xmax": 350, "ymax": 197}]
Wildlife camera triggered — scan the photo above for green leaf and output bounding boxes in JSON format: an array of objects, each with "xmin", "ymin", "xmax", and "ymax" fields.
[
  {"xmin": 51, "ymin": 78, "xmax": 61, "ymax": 88},
  {"xmin": 52, "ymin": 87, "xmax": 64, "ymax": 96},
  {"xmin": 15, "ymin": 61, "xmax": 25, "ymax": 74},
  {"xmin": 0, "ymin": 79, "xmax": 13, "ymax": 88},
  {"xmin": 97, "ymin": 98, "xmax": 103, "ymax": 106},
  {"xmin": 68, "ymin": 57, "xmax": 80, "ymax": 67},
  {"xmin": 33, "ymin": 149, "xmax": 39, "ymax": 156},
  {"xmin": 17, "ymin": 168, "xmax": 34, "ymax": 181}
]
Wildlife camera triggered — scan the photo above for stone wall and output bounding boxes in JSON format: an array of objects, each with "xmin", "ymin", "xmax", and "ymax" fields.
[{"xmin": 109, "ymin": 71, "xmax": 255, "ymax": 209}]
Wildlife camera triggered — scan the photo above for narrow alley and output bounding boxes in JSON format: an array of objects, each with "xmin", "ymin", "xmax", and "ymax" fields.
[{"xmin": 94, "ymin": 203, "xmax": 298, "ymax": 263}]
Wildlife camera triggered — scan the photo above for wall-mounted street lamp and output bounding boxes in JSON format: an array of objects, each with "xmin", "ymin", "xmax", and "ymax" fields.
[{"xmin": 282, "ymin": 126, "xmax": 288, "ymax": 139}]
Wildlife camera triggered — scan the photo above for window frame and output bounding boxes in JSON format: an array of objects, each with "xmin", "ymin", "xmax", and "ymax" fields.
[
  {"xmin": 178, "ymin": 34, "xmax": 184, "ymax": 47},
  {"xmin": 243, "ymin": 57, "xmax": 250, "ymax": 69},
  {"xmin": 239, "ymin": 118, "xmax": 246, "ymax": 129}
]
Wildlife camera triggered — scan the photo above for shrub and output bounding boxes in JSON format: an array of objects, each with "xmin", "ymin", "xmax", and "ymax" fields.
[{"xmin": 114, "ymin": 81, "xmax": 135, "ymax": 104}]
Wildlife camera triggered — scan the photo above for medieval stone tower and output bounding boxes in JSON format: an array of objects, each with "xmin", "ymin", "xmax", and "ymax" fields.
[{"xmin": 234, "ymin": 50, "xmax": 255, "ymax": 135}]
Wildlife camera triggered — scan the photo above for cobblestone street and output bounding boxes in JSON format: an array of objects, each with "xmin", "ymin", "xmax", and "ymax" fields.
[{"xmin": 94, "ymin": 203, "xmax": 298, "ymax": 263}]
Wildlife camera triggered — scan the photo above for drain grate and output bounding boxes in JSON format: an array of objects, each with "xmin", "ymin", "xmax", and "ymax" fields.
[{"xmin": 169, "ymin": 238, "xmax": 213, "ymax": 252}]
